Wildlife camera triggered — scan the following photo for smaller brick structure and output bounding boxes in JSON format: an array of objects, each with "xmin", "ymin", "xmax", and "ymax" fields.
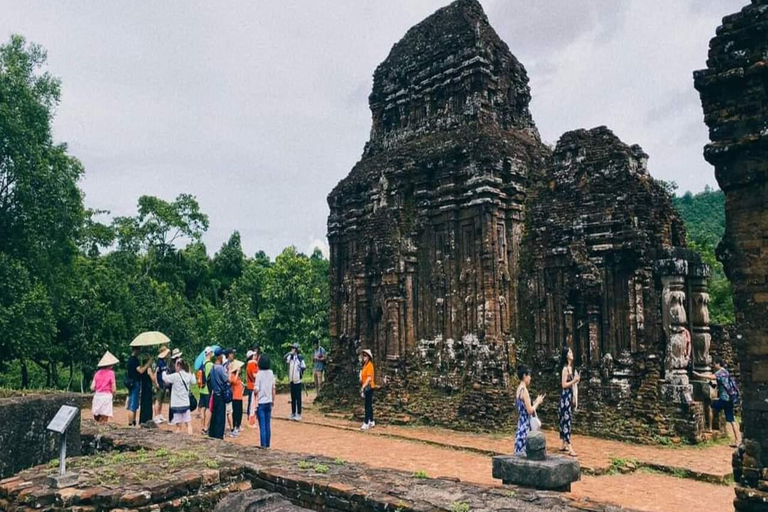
[{"xmin": 0, "ymin": 392, "xmax": 83, "ymax": 479}]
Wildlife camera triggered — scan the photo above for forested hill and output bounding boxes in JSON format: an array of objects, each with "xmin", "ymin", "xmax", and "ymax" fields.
[
  {"xmin": 673, "ymin": 187, "xmax": 725, "ymax": 249},
  {"xmin": 672, "ymin": 187, "xmax": 734, "ymax": 325}
]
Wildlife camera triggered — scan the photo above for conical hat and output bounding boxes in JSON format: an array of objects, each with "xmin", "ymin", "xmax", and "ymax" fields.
[{"xmin": 98, "ymin": 351, "xmax": 120, "ymax": 368}]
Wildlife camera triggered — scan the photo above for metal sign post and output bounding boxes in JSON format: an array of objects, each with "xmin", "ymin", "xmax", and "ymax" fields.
[{"xmin": 46, "ymin": 405, "xmax": 79, "ymax": 488}]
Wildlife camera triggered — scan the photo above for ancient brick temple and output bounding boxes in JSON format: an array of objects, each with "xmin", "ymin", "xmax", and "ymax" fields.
[
  {"xmin": 323, "ymin": 0, "xmax": 715, "ymax": 441},
  {"xmin": 323, "ymin": 0, "xmax": 549, "ymax": 426},
  {"xmin": 695, "ymin": 1, "xmax": 768, "ymax": 508},
  {"xmin": 520, "ymin": 127, "xmax": 713, "ymax": 442}
]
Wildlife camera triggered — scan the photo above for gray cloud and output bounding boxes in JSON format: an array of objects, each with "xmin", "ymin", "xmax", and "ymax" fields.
[{"xmin": 0, "ymin": 0, "xmax": 745, "ymax": 257}]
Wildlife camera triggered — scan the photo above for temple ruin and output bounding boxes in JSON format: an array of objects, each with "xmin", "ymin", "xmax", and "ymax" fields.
[
  {"xmin": 323, "ymin": 0, "xmax": 721, "ymax": 443},
  {"xmin": 695, "ymin": 0, "xmax": 768, "ymax": 508}
]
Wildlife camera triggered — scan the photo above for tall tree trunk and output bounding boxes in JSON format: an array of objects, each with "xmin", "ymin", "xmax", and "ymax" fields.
[
  {"xmin": 51, "ymin": 361, "xmax": 58, "ymax": 389},
  {"xmin": 67, "ymin": 360, "xmax": 74, "ymax": 391},
  {"xmin": 21, "ymin": 359, "xmax": 29, "ymax": 389}
]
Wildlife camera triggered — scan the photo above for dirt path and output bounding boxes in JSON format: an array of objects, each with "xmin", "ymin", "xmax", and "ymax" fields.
[{"xmin": 93, "ymin": 393, "xmax": 735, "ymax": 512}]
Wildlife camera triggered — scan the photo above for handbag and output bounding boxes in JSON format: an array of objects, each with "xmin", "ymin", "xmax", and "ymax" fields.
[
  {"xmin": 530, "ymin": 414, "xmax": 542, "ymax": 431},
  {"xmin": 181, "ymin": 376, "xmax": 198, "ymax": 412}
]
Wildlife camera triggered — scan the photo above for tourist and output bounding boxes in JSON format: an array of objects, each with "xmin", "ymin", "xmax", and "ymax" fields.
[
  {"xmin": 313, "ymin": 337, "xmax": 327, "ymax": 394},
  {"xmin": 138, "ymin": 353, "xmax": 156, "ymax": 425},
  {"xmin": 245, "ymin": 347, "xmax": 259, "ymax": 427},
  {"xmin": 285, "ymin": 343, "xmax": 306, "ymax": 421},
  {"xmin": 695, "ymin": 357, "xmax": 741, "ymax": 447},
  {"xmin": 153, "ymin": 346, "xmax": 171, "ymax": 423},
  {"xmin": 222, "ymin": 348, "xmax": 236, "ymax": 432},
  {"xmin": 208, "ymin": 348, "xmax": 230, "ymax": 439},
  {"xmin": 164, "ymin": 358, "xmax": 196, "ymax": 435},
  {"xmin": 558, "ymin": 346, "xmax": 580, "ymax": 457},
  {"xmin": 251, "ymin": 354, "xmax": 276, "ymax": 448},
  {"xmin": 360, "ymin": 349, "xmax": 375, "ymax": 431},
  {"xmin": 125, "ymin": 346, "xmax": 150, "ymax": 426},
  {"xmin": 91, "ymin": 351, "xmax": 119, "ymax": 423},
  {"xmin": 198, "ymin": 346, "xmax": 213, "ymax": 434},
  {"xmin": 229, "ymin": 359, "xmax": 245, "ymax": 437},
  {"xmin": 514, "ymin": 365, "xmax": 545, "ymax": 456}
]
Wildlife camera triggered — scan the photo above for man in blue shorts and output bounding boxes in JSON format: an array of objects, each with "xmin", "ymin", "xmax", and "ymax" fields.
[{"xmin": 696, "ymin": 357, "xmax": 741, "ymax": 447}]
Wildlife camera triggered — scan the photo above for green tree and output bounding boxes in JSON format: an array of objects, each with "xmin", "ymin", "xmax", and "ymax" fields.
[
  {"xmin": 0, "ymin": 35, "xmax": 86, "ymax": 386},
  {"xmin": 258, "ymin": 247, "xmax": 328, "ymax": 359}
]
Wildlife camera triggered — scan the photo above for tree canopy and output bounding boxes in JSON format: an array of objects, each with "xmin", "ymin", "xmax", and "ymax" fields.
[{"xmin": 0, "ymin": 35, "xmax": 330, "ymax": 389}]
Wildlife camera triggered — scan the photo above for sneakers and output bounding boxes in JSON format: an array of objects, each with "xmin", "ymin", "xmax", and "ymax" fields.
[
  {"xmin": 295, "ymin": 414, "xmax": 302, "ymax": 421},
  {"xmin": 154, "ymin": 415, "xmax": 165, "ymax": 424},
  {"xmin": 289, "ymin": 414, "xmax": 296, "ymax": 421},
  {"xmin": 360, "ymin": 422, "xmax": 370, "ymax": 431},
  {"xmin": 369, "ymin": 421, "xmax": 375, "ymax": 428},
  {"xmin": 228, "ymin": 429, "xmax": 240, "ymax": 437}
]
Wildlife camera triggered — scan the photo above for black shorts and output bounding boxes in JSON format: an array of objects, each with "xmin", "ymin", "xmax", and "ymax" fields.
[
  {"xmin": 199, "ymin": 393, "xmax": 210, "ymax": 409},
  {"xmin": 712, "ymin": 399, "xmax": 735, "ymax": 422}
]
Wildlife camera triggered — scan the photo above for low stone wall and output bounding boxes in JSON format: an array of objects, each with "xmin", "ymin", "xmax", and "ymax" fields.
[
  {"xmin": 0, "ymin": 421, "xmax": 632, "ymax": 512},
  {"xmin": 0, "ymin": 392, "xmax": 83, "ymax": 479}
]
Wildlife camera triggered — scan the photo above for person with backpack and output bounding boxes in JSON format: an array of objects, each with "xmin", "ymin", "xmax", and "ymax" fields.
[
  {"xmin": 125, "ymin": 346, "xmax": 151, "ymax": 427},
  {"xmin": 163, "ymin": 358, "xmax": 196, "ymax": 435},
  {"xmin": 285, "ymin": 343, "xmax": 306, "ymax": 421},
  {"xmin": 695, "ymin": 356, "xmax": 741, "ymax": 447},
  {"xmin": 153, "ymin": 347, "xmax": 171, "ymax": 424}
]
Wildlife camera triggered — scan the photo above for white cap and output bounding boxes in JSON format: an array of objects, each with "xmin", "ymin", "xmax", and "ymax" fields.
[
  {"xmin": 246, "ymin": 350, "xmax": 255, "ymax": 358},
  {"xmin": 204, "ymin": 346, "xmax": 213, "ymax": 355}
]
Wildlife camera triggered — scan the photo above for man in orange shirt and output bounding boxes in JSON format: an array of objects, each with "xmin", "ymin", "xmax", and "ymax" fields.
[
  {"xmin": 360, "ymin": 349, "xmax": 375, "ymax": 431},
  {"xmin": 245, "ymin": 348, "xmax": 259, "ymax": 427}
]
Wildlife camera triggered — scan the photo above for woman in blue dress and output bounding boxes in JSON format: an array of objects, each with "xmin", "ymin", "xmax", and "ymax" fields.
[
  {"xmin": 559, "ymin": 346, "xmax": 580, "ymax": 457},
  {"xmin": 514, "ymin": 365, "xmax": 545, "ymax": 456}
]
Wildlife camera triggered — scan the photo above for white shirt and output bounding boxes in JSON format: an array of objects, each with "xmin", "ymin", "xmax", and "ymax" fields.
[
  {"xmin": 285, "ymin": 354, "xmax": 305, "ymax": 384},
  {"xmin": 255, "ymin": 370, "xmax": 275, "ymax": 404},
  {"xmin": 164, "ymin": 371, "xmax": 195, "ymax": 409}
]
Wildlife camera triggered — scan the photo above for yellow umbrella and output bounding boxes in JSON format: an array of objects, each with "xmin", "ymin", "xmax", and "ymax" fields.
[{"xmin": 130, "ymin": 331, "xmax": 171, "ymax": 347}]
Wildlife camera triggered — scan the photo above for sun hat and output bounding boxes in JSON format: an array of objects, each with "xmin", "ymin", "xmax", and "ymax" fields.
[
  {"xmin": 158, "ymin": 347, "xmax": 170, "ymax": 359},
  {"xmin": 246, "ymin": 350, "xmax": 254, "ymax": 358},
  {"xmin": 204, "ymin": 346, "xmax": 213, "ymax": 355},
  {"xmin": 362, "ymin": 349, "xmax": 373, "ymax": 360},
  {"xmin": 291, "ymin": 342, "xmax": 300, "ymax": 350},
  {"xmin": 97, "ymin": 351, "xmax": 120, "ymax": 368},
  {"xmin": 170, "ymin": 348, "xmax": 183, "ymax": 359}
]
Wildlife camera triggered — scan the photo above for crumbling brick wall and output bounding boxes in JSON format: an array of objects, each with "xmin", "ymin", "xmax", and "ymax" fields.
[{"xmin": 0, "ymin": 392, "xmax": 82, "ymax": 478}]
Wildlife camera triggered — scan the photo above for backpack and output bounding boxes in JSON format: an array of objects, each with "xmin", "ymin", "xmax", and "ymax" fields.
[{"xmin": 723, "ymin": 372, "xmax": 740, "ymax": 404}]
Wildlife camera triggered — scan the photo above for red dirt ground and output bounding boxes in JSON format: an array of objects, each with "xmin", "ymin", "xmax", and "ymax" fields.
[{"xmin": 92, "ymin": 392, "xmax": 735, "ymax": 512}]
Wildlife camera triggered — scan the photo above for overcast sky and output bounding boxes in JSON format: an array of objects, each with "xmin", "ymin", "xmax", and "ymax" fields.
[{"xmin": 0, "ymin": 0, "xmax": 744, "ymax": 258}]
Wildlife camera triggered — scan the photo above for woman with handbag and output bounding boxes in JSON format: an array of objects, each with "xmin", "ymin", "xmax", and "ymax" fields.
[
  {"xmin": 558, "ymin": 346, "xmax": 580, "ymax": 457},
  {"xmin": 359, "ymin": 349, "xmax": 375, "ymax": 431},
  {"xmin": 164, "ymin": 359, "xmax": 197, "ymax": 435},
  {"xmin": 514, "ymin": 365, "xmax": 545, "ymax": 456}
]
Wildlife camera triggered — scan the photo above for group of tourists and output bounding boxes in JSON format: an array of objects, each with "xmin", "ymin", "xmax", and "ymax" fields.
[
  {"xmin": 89, "ymin": 336, "xmax": 366, "ymax": 449},
  {"xmin": 92, "ymin": 337, "xmax": 738, "ymax": 455},
  {"xmin": 513, "ymin": 345, "xmax": 742, "ymax": 457}
]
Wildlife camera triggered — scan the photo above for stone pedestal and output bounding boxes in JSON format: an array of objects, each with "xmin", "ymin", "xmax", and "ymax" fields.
[
  {"xmin": 46, "ymin": 472, "xmax": 79, "ymax": 489},
  {"xmin": 492, "ymin": 431, "xmax": 580, "ymax": 492}
]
